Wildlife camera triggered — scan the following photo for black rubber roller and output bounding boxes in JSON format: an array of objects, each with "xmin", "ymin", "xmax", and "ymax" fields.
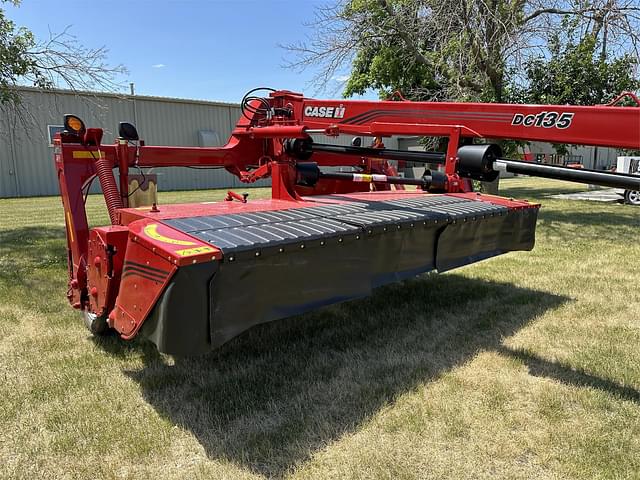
[
  {"xmin": 456, "ymin": 144, "xmax": 501, "ymax": 182},
  {"xmin": 424, "ymin": 169, "xmax": 448, "ymax": 192},
  {"xmin": 284, "ymin": 137, "xmax": 314, "ymax": 160},
  {"xmin": 296, "ymin": 161, "xmax": 321, "ymax": 186}
]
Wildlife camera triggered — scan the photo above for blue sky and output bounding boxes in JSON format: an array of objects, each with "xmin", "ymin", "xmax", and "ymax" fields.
[{"xmin": 5, "ymin": 0, "xmax": 360, "ymax": 102}]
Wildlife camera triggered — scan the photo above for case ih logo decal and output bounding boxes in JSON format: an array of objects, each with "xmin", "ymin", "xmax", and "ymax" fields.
[
  {"xmin": 304, "ymin": 105, "xmax": 346, "ymax": 119},
  {"xmin": 511, "ymin": 111, "xmax": 574, "ymax": 129}
]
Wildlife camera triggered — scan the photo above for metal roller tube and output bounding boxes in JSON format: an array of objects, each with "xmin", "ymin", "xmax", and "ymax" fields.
[
  {"xmin": 495, "ymin": 158, "xmax": 640, "ymax": 190},
  {"xmin": 457, "ymin": 144, "xmax": 640, "ymax": 190}
]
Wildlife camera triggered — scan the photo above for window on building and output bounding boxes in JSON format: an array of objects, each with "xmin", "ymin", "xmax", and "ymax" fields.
[
  {"xmin": 47, "ymin": 125, "xmax": 64, "ymax": 146},
  {"xmin": 198, "ymin": 130, "xmax": 220, "ymax": 147}
]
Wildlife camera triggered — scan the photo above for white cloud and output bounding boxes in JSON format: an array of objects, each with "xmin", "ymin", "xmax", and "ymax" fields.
[
  {"xmin": 152, "ymin": 63, "xmax": 166, "ymax": 69},
  {"xmin": 332, "ymin": 74, "xmax": 350, "ymax": 82}
]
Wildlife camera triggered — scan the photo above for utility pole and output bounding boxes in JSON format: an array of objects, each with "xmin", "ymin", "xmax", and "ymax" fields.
[
  {"xmin": 592, "ymin": 8, "xmax": 610, "ymax": 172},
  {"xmin": 130, "ymin": 82, "xmax": 139, "ymax": 130},
  {"xmin": 589, "ymin": 7, "xmax": 610, "ymax": 187}
]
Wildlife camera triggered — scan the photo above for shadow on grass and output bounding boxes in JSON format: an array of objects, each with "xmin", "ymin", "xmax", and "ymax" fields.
[
  {"xmin": 497, "ymin": 346, "xmax": 640, "ymax": 403},
  {"xmin": 0, "ymin": 226, "xmax": 66, "ymax": 254},
  {"xmin": 0, "ymin": 226, "xmax": 67, "ymax": 283},
  {"xmin": 99, "ymin": 273, "xmax": 571, "ymax": 478},
  {"xmin": 4, "ymin": 213, "xmax": 636, "ymax": 477}
]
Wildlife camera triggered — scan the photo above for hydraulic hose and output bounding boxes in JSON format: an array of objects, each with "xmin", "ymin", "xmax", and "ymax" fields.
[{"xmin": 94, "ymin": 152, "xmax": 123, "ymax": 224}]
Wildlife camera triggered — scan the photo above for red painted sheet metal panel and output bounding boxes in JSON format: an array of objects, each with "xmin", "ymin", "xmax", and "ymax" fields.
[
  {"xmin": 448, "ymin": 192, "xmax": 540, "ymax": 210},
  {"xmin": 127, "ymin": 218, "xmax": 223, "ymax": 265},
  {"xmin": 87, "ymin": 226, "xmax": 129, "ymax": 317},
  {"xmin": 110, "ymin": 237, "xmax": 177, "ymax": 338},
  {"xmin": 298, "ymin": 98, "xmax": 640, "ymax": 150}
]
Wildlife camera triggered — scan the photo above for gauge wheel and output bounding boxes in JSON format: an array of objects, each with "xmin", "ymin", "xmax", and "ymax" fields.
[
  {"xmin": 82, "ymin": 310, "xmax": 109, "ymax": 335},
  {"xmin": 624, "ymin": 189, "xmax": 640, "ymax": 205}
]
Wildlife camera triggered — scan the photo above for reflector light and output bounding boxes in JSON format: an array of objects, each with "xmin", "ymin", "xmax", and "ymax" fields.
[{"xmin": 64, "ymin": 114, "xmax": 86, "ymax": 134}]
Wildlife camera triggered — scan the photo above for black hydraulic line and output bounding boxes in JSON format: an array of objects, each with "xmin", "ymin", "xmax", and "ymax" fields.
[
  {"xmin": 311, "ymin": 143, "xmax": 446, "ymax": 164},
  {"xmin": 495, "ymin": 158, "xmax": 640, "ymax": 190}
]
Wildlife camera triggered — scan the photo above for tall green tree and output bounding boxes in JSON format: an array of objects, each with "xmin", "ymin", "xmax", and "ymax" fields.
[
  {"xmin": 0, "ymin": 0, "xmax": 125, "ymax": 107},
  {"xmin": 285, "ymin": 0, "xmax": 640, "ymax": 188},
  {"xmin": 520, "ymin": 28, "xmax": 639, "ymax": 157},
  {"xmin": 340, "ymin": 0, "xmax": 520, "ymax": 102},
  {"xmin": 523, "ymin": 33, "xmax": 639, "ymax": 106},
  {"xmin": 0, "ymin": 2, "xmax": 40, "ymax": 103},
  {"xmin": 286, "ymin": 0, "xmax": 640, "ymax": 104}
]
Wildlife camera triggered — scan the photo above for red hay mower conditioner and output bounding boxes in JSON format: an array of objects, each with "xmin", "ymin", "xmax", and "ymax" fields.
[{"xmin": 54, "ymin": 88, "xmax": 640, "ymax": 355}]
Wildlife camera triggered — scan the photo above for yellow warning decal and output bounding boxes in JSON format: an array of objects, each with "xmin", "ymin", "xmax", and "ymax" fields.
[
  {"xmin": 353, "ymin": 174, "xmax": 373, "ymax": 183},
  {"xmin": 65, "ymin": 211, "xmax": 74, "ymax": 243},
  {"xmin": 143, "ymin": 224, "xmax": 196, "ymax": 246},
  {"xmin": 175, "ymin": 246, "xmax": 216, "ymax": 257},
  {"xmin": 72, "ymin": 151, "xmax": 105, "ymax": 159}
]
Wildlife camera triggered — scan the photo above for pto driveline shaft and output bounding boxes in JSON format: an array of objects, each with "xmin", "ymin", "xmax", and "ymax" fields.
[
  {"xmin": 495, "ymin": 158, "xmax": 640, "ymax": 190},
  {"xmin": 295, "ymin": 161, "xmax": 448, "ymax": 191},
  {"xmin": 310, "ymin": 143, "xmax": 446, "ymax": 164},
  {"xmin": 319, "ymin": 171, "xmax": 432, "ymax": 187}
]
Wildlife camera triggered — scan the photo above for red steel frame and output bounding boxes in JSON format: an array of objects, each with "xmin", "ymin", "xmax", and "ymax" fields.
[{"xmin": 54, "ymin": 90, "xmax": 640, "ymax": 330}]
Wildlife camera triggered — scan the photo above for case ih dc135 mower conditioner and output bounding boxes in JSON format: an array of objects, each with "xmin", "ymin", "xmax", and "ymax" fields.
[{"xmin": 54, "ymin": 89, "xmax": 640, "ymax": 355}]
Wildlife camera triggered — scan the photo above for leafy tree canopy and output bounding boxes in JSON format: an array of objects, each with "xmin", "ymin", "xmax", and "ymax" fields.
[
  {"xmin": 521, "ymin": 31, "xmax": 639, "ymax": 106},
  {"xmin": 287, "ymin": 0, "xmax": 640, "ymax": 106}
]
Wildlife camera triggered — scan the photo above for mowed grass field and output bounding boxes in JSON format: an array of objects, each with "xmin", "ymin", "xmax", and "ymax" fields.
[{"xmin": 1, "ymin": 177, "xmax": 639, "ymax": 479}]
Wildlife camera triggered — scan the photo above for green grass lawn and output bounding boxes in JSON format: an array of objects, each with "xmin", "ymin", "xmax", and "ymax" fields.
[{"xmin": 1, "ymin": 178, "xmax": 639, "ymax": 479}]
